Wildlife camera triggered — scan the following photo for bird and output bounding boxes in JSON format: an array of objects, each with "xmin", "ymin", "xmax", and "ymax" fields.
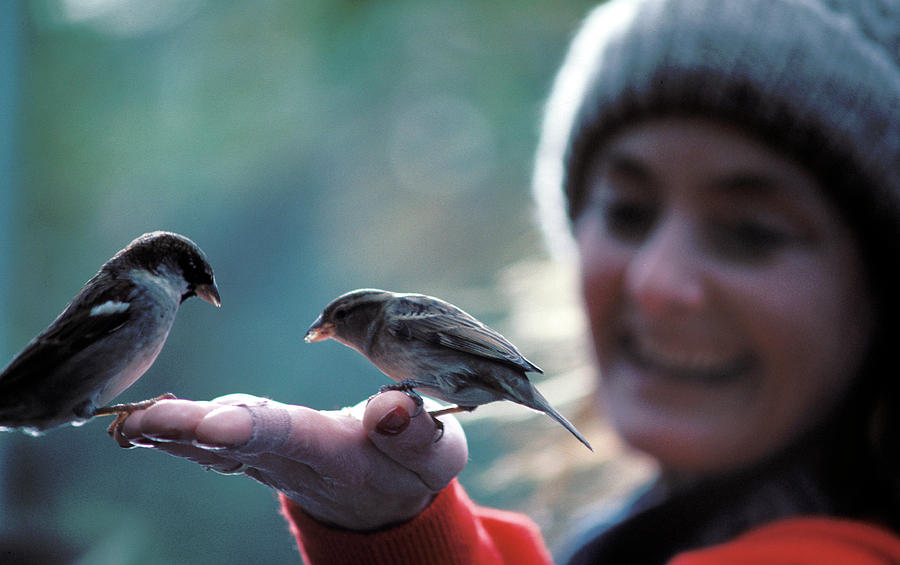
[
  {"xmin": 304, "ymin": 288, "xmax": 592, "ymax": 450},
  {"xmin": 0, "ymin": 231, "xmax": 221, "ymax": 436}
]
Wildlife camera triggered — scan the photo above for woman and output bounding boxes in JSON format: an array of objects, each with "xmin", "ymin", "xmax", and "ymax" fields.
[{"xmin": 117, "ymin": 0, "xmax": 900, "ymax": 562}]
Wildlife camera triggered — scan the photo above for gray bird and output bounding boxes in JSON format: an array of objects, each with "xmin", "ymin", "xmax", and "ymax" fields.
[
  {"xmin": 305, "ymin": 288, "xmax": 592, "ymax": 450},
  {"xmin": 0, "ymin": 231, "xmax": 221, "ymax": 436}
]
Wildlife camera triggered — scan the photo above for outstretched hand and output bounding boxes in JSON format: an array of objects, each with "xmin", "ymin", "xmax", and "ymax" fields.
[{"xmin": 115, "ymin": 392, "xmax": 468, "ymax": 531}]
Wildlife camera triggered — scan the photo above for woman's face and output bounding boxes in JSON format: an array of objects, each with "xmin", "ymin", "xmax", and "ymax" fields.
[{"xmin": 576, "ymin": 118, "xmax": 873, "ymax": 475}]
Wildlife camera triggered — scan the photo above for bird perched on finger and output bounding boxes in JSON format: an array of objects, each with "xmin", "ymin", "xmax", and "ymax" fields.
[
  {"xmin": 305, "ymin": 288, "xmax": 592, "ymax": 450},
  {"xmin": 0, "ymin": 231, "xmax": 221, "ymax": 436}
]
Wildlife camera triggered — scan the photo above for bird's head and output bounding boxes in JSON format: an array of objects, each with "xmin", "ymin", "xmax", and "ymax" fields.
[
  {"xmin": 110, "ymin": 231, "xmax": 221, "ymax": 307},
  {"xmin": 304, "ymin": 288, "xmax": 393, "ymax": 345}
]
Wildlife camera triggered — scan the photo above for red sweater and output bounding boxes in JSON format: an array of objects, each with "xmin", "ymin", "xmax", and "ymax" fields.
[{"xmin": 280, "ymin": 479, "xmax": 900, "ymax": 564}]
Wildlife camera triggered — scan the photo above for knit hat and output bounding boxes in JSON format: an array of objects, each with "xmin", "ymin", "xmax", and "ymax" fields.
[{"xmin": 533, "ymin": 0, "xmax": 900, "ymax": 257}]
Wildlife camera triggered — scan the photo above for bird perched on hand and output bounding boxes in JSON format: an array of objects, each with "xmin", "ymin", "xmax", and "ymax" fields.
[
  {"xmin": 305, "ymin": 288, "xmax": 592, "ymax": 450},
  {"xmin": 0, "ymin": 231, "xmax": 221, "ymax": 436}
]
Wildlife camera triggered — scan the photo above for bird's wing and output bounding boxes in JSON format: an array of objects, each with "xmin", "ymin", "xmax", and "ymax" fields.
[
  {"xmin": 385, "ymin": 295, "xmax": 542, "ymax": 373},
  {"xmin": 0, "ymin": 273, "xmax": 138, "ymax": 390}
]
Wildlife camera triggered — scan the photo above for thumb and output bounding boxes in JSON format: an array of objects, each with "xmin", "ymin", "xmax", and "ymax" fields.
[{"xmin": 362, "ymin": 391, "xmax": 468, "ymax": 491}]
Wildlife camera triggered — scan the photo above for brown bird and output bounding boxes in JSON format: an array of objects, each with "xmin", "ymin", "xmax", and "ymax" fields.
[
  {"xmin": 0, "ymin": 231, "xmax": 220, "ymax": 436},
  {"xmin": 305, "ymin": 288, "xmax": 592, "ymax": 450}
]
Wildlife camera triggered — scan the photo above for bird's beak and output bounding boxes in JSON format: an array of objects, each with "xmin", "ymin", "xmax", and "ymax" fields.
[
  {"xmin": 304, "ymin": 315, "xmax": 334, "ymax": 343},
  {"xmin": 195, "ymin": 283, "xmax": 222, "ymax": 308}
]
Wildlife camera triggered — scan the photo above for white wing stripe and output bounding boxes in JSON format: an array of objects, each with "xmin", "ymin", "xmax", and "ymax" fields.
[{"xmin": 90, "ymin": 301, "xmax": 131, "ymax": 316}]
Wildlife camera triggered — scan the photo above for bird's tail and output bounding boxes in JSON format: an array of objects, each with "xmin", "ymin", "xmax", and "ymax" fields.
[{"xmin": 519, "ymin": 382, "xmax": 593, "ymax": 451}]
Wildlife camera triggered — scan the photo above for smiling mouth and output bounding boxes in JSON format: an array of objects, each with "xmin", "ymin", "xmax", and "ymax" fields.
[{"xmin": 620, "ymin": 333, "xmax": 755, "ymax": 385}]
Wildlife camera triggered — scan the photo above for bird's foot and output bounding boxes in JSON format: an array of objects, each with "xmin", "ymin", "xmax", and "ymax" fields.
[
  {"xmin": 94, "ymin": 393, "xmax": 177, "ymax": 445},
  {"xmin": 428, "ymin": 404, "xmax": 476, "ymax": 418},
  {"xmin": 431, "ymin": 415, "xmax": 445, "ymax": 442},
  {"xmin": 427, "ymin": 405, "xmax": 476, "ymax": 443},
  {"xmin": 377, "ymin": 382, "xmax": 425, "ymax": 417}
]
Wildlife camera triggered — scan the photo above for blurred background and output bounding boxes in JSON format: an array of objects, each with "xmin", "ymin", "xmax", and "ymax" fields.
[{"xmin": 0, "ymin": 1, "xmax": 650, "ymax": 563}]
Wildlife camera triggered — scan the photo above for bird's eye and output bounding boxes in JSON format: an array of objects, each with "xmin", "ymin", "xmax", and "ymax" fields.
[{"xmin": 333, "ymin": 307, "xmax": 347, "ymax": 320}]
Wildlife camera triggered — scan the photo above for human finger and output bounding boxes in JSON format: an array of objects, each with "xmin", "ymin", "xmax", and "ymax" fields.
[
  {"xmin": 118, "ymin": 398, "xmax": 216, "ymax": 443},
  {"xmin": 362, "ymin": 391, "xmax": 468, "ymax": 491}
]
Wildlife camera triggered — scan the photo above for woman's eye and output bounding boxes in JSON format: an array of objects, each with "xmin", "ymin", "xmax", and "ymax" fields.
[
  {"xmin": 601, "ymin": 199, "xmax": 656, "ymax": 242},
  {"xmin": 708, "ymin": 220, "xmax": 794, "ymax": 261}
]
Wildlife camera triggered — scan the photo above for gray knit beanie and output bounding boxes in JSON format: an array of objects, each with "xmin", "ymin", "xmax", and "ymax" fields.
[{"xmin": 534, "ymin": 0, "xmax": 900, "ymax": 257}]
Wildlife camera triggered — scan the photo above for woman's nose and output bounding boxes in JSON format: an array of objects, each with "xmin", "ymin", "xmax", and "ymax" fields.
[{"xmin": 624, "ymin": 215, "xmax": 706, "ymax": 317}]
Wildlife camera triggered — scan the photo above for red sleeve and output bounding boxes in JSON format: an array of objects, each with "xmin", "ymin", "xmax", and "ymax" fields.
[
  {"xmin": 669, "ymin": 517, "xmax": 900, "ymax": 565},
  {"xmin": 279, "ymin": 479, "xmax": 554, "ymax": 565}
]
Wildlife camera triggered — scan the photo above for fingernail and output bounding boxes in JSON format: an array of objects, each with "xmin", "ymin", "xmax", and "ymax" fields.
[
  {"xmin": 124, "ymin": 438, "xmax": 154, "ymax": 448},
  {"xmin": 375, "ymin": 406, "xmax": 410, "ymax": 436},
  {"xmin": 142, "ymin": 430, "xmax": 183, "ymax": 442},
  {"xmin": 115, "ymin": 434, "xmax": 138, "ymax": 449},
  {"xmin": 117, "ymin": 431, "xmax": 157, "ymax": 448},
  {"xmin": 191, "ymin": 439, "xmax": 231, "ymax": 451}
]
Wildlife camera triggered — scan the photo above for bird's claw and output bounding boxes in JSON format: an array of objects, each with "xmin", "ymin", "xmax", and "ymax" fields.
[
  {"xmin": 94, "ymin": 393, "xmax": 177, "ymax": 447},
  {"xmin": 430, "ymin": 414, "xmax": 445, "ymax": 443},
  {"xmin": 426, "ymin": 405, "xmax": 476, "ymax": 443},
  {"xmin": 377, "ymin": 382, "xmax": 425, "ymax": 417},
  {"xmin": 407, "ymin": 393, "xmax": 425, "ymax": 418}
]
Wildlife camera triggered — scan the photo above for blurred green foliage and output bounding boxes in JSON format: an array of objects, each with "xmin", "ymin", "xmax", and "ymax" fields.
[{"xmin": 0, "ymin": 1, "xmax": 602, "ymax": 563}]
